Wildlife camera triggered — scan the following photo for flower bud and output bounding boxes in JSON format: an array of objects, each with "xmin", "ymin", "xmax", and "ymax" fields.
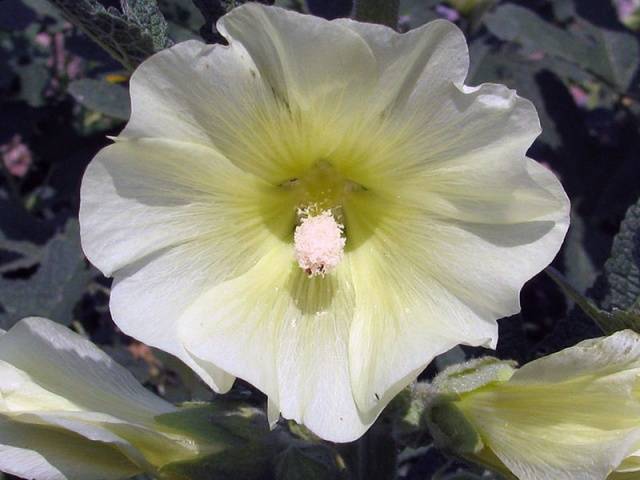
[{"xmin": 426, "ymin": 331, "xmax": 640, "ymax": 480}]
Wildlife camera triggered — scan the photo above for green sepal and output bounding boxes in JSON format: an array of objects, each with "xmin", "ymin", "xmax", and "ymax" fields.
[
  {"xmin": 424, "ymin": 357, "xmax": 516, "ymax": 455},
  {"xmin": 430, "ymin": 357, "xmax": 516, "ymax": 397},
  {"xmin": 425, "ymin": 401, "xmax": 484, "ymax": 455},
  {"xmin": 155, "ymin": 401, "xmax": 268, "ymax": 447}
]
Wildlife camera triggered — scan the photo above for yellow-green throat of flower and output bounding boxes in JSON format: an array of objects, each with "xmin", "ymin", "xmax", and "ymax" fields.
[{"xmin": 286, "ymin": 160, "xmax": 362, "ymax": 277}]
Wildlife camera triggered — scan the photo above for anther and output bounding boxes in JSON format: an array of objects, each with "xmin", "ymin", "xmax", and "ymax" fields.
[{"xmin": 294, "ymin": 209, "xmax": 345, "ymax": 277}]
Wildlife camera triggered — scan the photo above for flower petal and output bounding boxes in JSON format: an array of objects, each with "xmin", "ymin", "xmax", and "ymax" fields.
[
  {"xmin": 345, "ymin": 201, "xmax": 497, "ymax": 419},
  {"xmin": 80, "ymin": 139, "xmax": 293, "ymax": 391},
  {"xmin": 0, "ymin": 417, "xmax": 139, "ymax": 480},
  {"xmin": 346, "ymin": 82, "xmax": 542, "ymax": 189},
  {"xmin": 0, "ymin": 318, "xmax": 174, "ymax": 424},
  {"xmin": 121, "ymin": 39, "xmax": 303, "ymax": 182},
  {"xmin": 344, "ymin": 157, "xmax": 567, "ymax": 418},
  {"xmin": 178, "ymin": 244, "xmax": 367, "ymax": 442},
  {"xmin": 80, "ymin": 138, "xmax": 287, "ymax": 276},
  {"xmin": 333, "ymin": 18, "xmax": 468, "ymax": 113},
  {"xmin": 464, "ymin": 402, "xmax": 640, "ymax": 480},
  {"xmin": 511, "ymin": 329, "xmax": 640, "ymax": 385},
  {"xmin": 458, "ymin": 333, "xmax": 640, "ymax": 480},
  {"xmin": 218, "ymin": 4, "xmax": 377, "ymax": 113}
]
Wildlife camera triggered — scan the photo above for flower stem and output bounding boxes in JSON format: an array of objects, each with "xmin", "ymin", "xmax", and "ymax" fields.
[{"xmin": 354, "ymin": 0, "xmax": 400, "ymax": 28}]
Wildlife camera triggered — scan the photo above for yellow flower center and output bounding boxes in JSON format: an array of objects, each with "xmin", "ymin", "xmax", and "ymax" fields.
[{"xmin": 283, "ymin": 160, "xmax": 365, "ymax": 276}]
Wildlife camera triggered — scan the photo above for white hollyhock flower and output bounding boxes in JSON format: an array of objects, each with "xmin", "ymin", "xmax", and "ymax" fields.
[
  {"xmin": 427, "ymin": 331, "xmax": 640, "ymax": 480},
  {"xmin": 0, "ymin": 317, "xmax": 200, "ymax": 480},
  {"xmin": 79, "ymin": 4, "xmax": 569, "ymax": 442}
]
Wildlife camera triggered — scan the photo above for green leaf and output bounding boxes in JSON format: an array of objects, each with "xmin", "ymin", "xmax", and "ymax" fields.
[
  {"xmin": 45, "ymin": 0, "xmax": 172, "ymax": 71},
  {"xmin": 0, "ymin": 239, "xmax": 41, "ymax": 275},
  {"xmin": 15, "ymin": 62, "xmax": 50, "ymax": 108},
  {"xmin": 546, "ymin": 267, "xmax": 639, "ymax": 334},
  {"xmin": 121, "ymin": 0, "xmax": 171, "ymax": 51},
  {"xmin": 0, "ymin": 220, "xmax": 95, "ymax": 329},
  {"xmin": 485, "ymin": 5, "xmax": 590, "ymax": 66},
  {"xmin": 397, "ymin": 0, "xmax": 440, "ymax": 29},
  {"xmin": 578, "ymin": 20, "xmax": 640, "ymax": 91},
  {"xmin": 275, "ymin": 444, "xmax": 342, "ymax": 480},
  {"xmin": 563, "ymin": 212, "xmax": 598, "ymax": 296},
  {"xmin": 484, "ymin": 4, "xmax": 639, "ymax": 91},
  {"xmin": 157, "ymin": 403, "xmax": 274, "ymax": 479},
  {"xmin": 338, "ymin": 422, "xmax": 397, "ymax": 480},
  {"xmin": 602, "ymin": 196, "xmax": 640, "ymax": 314},
  {"xmin": 160, "ymin": 443, "xmax": 274, "ymax": 480},
  {"xmin": 68, "ymin": 78, "xmax": 131, "ymax": 121},
  {"xmin": 354, "ymin": 0, "xmax": 400, "ymax": 28},
  {"xmin": 22, "ymin": 0, "xmax": 66, "ymax": 20}
]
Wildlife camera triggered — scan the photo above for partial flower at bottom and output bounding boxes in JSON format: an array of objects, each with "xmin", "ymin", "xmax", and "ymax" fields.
[
  {"xmin": 0, "ymin": 317, "xmax": 210, "ymax": 480},
  {"xmin": 426, "ymin": 330, "xmax": 640, "ymax": 480},
  {"xmin": 79, "ymin": 4, "xmax": 570, "ymax": 441}
]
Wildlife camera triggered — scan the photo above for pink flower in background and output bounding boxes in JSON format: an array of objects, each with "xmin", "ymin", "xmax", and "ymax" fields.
[
  {"xmin": 614, "ymin": 0, "xmax": 639, "ymax": 19},
  {"xmin": 614, "ymin": 0, "xmax": 640, "ymax": 28},
  {"xmin": 569, "ymin": 85, "xmax": 589, "ymax": 108},
  {"xmin": 34, "ymin": 27, "xmax": 85, "ymax": 96},
  {"xmin": 435, "ymin": 4, "xmax": 461, "ymax": 22},
  {"xmin": 1, "ymin": 135, "xmax": 32, "ymax": 178}
]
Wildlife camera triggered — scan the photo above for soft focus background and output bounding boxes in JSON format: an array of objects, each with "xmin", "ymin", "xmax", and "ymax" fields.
[{"xmin": 1, "ymin": 0, "xmax": 639, "ymax": 479}]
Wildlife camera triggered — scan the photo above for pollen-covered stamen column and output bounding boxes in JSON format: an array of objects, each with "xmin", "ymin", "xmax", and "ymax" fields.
[
  {"xmin": 294, "ymin": 209, "xmax": 346, "ymax": 277},
  {"xmin": 288, "ymin": 160, "xmax": 350, "ymax": 277}
]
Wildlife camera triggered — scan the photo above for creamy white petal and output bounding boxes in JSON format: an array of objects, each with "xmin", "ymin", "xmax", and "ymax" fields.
[
  {"xmin": 457, "ymin": 332, "xmax": 640, "ymax": 480},
  {"xmin": 512, "ymin": 329, "xmax": 640, "ymax": 384},
  {"xmin": 108, "ymin": 241, "xmax": 239, "ymax": 393},
  {"xmin": 218, "ymin": 4, "xmax": 377, "ymax": 113},
  {"xmin": 121, "ymin": 39, "xmax": 304, "ymax": 182},
  {"xmin": 0, "ymin": 318, "xmax": 174, "ymax": 425},
  {"xmin": 345, "ymin": 198, "xmax": 496, "ymax": 419},
  {"xmin": 120, "ymin": 6, "xmax": 380, "ymax": 183},
  {"xmin": 469, "ymin": 410, "xmax": 640, "ymax": 480},
  {"xmin": 615, "ymin": 452, "xmax": 640, "ymax": 474},
  {"xmin": 333, "ymin": 18, "xmax": 468, "ymax": 113},
  {"xmin": 80, "ymin": 138, "xmax": 287, "ymax": 276},
  {"xmin": 7, "ymin": 410, "xmax": 194, "ymax": 471},
  {"xmin": 343, "ymin": 157, "xmax": 567, "ymax": 418},
  {"xmin": 344, "ymin": 82, "xmax": 541, "ymax": 189},
  {"xmin": 0, "ymin": 417, "xmax": 140, "ymax": 480},
  {"xmin": 80, "ymin": 139, "xmax": 293, "ymax": 391},
  {"xmin": 179, "ymin": 244, "xmax": 367, "ymax": 442},
  {"xmin": 0, "ymin": 360, "xmax": 79, "ymax": 412}
]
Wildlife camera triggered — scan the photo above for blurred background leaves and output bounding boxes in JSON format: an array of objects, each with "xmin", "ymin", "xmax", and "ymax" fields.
[{"xmin": 0, "ymin": 0, "xmax": 639, "ymax": 479}]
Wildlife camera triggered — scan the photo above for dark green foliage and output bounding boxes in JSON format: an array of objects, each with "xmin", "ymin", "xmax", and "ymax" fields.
[
  {"xmin": 68, "ymin": 78, "xmax": 131, "ymax": 120},
  {"xmin": 276, "ymin": 444, "xmax": 343, "ymax": 480},
  {"xmin": 0, "ymin": 221, "xmax": 95, "ymax": 329},
  {"xmin": 547, "ymin": 196, "xmax": 640, "ymax": 334},
  {"xmin": 191, "ymin": 0, "xmax": 275, "ymax": 42},
  {"xmin": 46, "ymin": 0, "xmax": 171, "ymax": 70},
  {"xmin": 485, "ymin": 4, "xmax": 639, "ymax": 91},
  {"xmin": 602, "ymin": 197, "xmax": 640, "ymax": 313}
]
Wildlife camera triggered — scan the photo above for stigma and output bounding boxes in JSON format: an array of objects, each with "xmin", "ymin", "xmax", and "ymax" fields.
[{"xmin": 294, "ymin": 209, "xmax": 345, "ymax": 277}]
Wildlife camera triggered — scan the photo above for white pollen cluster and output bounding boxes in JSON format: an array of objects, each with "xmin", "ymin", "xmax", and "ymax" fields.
[{"xmin": 294, "ymin": 210, "xmax": 345, "ymax": 277}]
